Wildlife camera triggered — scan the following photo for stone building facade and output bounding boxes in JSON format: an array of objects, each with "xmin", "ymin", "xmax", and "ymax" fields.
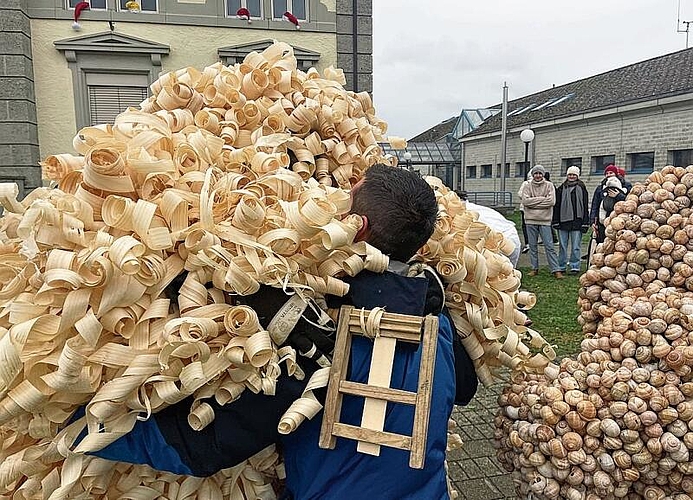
[
  {"xmin": 458, "ymin": 47, "xmax": 693, "ymax": 206},
  {"xmin": 1, "ymin": 0, "xmax": 372, "ymax": 197}
]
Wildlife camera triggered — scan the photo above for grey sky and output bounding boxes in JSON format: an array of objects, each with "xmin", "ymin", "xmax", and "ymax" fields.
[{"xmin": 373, "ymin": 0, "xmax": 690, "ymax": 139}]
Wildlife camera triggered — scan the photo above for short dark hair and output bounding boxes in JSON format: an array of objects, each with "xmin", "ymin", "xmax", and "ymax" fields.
[{"xmin": 351, "ymin": 164, "xmax": 438, "ymax": 262}]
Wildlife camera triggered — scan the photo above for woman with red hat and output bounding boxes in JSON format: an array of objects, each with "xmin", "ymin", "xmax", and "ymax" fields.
[{"xmin": 590, "ymin": 164, "xmax": 619, "ymax": 243}]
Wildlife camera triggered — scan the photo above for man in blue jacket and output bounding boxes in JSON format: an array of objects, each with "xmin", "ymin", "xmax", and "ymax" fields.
[{"xmin": 82, "ymin": 165, "xmax": 478, "ymax": 499}]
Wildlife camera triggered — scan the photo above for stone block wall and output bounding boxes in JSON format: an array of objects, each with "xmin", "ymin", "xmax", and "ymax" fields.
[
  {"xmin": 336, "ymin": 0, "xmax": 372, "ymax": 93},
  {"xmin": 0, "ymin": 0, "xmax": 41, "ymax": 198}
]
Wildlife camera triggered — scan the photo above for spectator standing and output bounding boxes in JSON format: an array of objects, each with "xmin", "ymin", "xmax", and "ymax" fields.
[
  {"xmin": 590, "ymin": 164, "xmax": 618, "ymax": 235},
  {"xmin": 519, "ymin": 165, "xmax": 563, "ymax": 278},
  {"xmin": 596, "ymin": 176, "xmax": 627, "ymax": 242},
  {"xmin": 552, "ymin": 166, "xmax": 589, "ymax": 274}
]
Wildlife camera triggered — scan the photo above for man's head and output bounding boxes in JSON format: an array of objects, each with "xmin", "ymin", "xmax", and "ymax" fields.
[
  {"xmin": 350, "ymin": 164, "xmax": 438, "ymax": 262},
  {"xmin": 529, "ymin": 165, "xmax": 545, "ymax": 181},
  {"xmin": 604, "ymin": 164, "xmax": 618, "ymax": 178}
]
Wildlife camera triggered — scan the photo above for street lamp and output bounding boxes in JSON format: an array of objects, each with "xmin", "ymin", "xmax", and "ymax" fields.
[
  {"xmin": 520, "ymin": 128, "xmax": 535, "ymax": 179},
  {"xmin": 403, "ymin": 151, "xmax": 412, "ymax": 171}
]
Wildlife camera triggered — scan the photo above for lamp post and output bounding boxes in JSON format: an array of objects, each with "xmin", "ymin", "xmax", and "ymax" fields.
[
  {"xmin": 520, "ymin": 128, "xmax": 535, "ymax": 179},
  {"xmin": 403, "ymin": 151, "xmax": 412, "ymax": 171}
]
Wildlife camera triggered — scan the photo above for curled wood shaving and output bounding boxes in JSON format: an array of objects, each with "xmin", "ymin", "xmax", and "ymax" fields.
[{"xmin": 0, "ymin": 41, "xmax": 553, "ymax": 498}]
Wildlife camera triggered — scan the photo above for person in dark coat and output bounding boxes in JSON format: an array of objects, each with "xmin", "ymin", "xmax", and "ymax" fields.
[
  {"xmin": 552, "ymin": 166, "xmax": 589, "ymax": 274},
  {"xmin": 590, "ymin": 164, "xmax": 619, "ymax": 241},
  {"xmin": 596, "ymin": 176, "xmax": 627, "ymax": 243}
]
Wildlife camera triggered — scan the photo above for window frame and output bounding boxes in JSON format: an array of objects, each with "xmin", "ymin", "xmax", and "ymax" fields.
[
  {"xmin": 117, "ymin": 0, "xmax": 158, "ymax": 14},
  {"xmin": 272, "ymin": 0, "xmax": 308, "ymax": 21},
  {"xmin": 496, "ymin": 162, "xmax": 511, "ymax": 178},
  {"xmin": 225, "ymin": 0, "xmax": 263, "ymax": 20},
  {"xmin": 628, "ymin": 152, "xmax": 655, "ymax": 174},
  {"xmin": 480, "ymin": 164, "xmax": 492, "ymax": 179},
  {"xmin": 591, "ymin": 154, "xmax": 616, "ymax": 175},
  {"xmin": 670, "ymin": 149, "xmax": 693, "ymax": 167},
  {"xmin": 515, "ymin": 161, "xmax": 529, "ymax": 178},
  {"xmin": 561, "ymin": 157, "xmax": 583, "ymax": 176},
  {"xmin": 466, "ymin": 165, "xmax": 477, "ymax": 179},
  {"xmin": 67, "ymin": 0, "xmax": 107, "ymax": 10}
]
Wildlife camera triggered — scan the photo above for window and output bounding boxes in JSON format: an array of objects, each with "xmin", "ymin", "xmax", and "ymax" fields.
[
  {"xmin": 69, "ymin": 0, "xmax": 106, "ymax": 9},
  {"xmin": 515, "ymin": 103, "xmax": 536, "ymax": 115},
  {"xmin": 273, "ymin": 0, "xmax": 307, "ymax": 20},
  {"xmin": 496, "ymin": 163, "xmax": 511, "ymax": 178},
  {"xmin": 533, "ymin": 97, "xmax": 561, "ymax": 111},
  {"xmin": 561, "ymin": 157, "xmax": 582, "ymax": 176},
  {"xmin": 670, "ymin": 149, "xmax": 693, "ymax": 167},
  {"xmin": 466, "ymin": 165, "xmax": 477, "ymax": 179},
  {"xmin": 548, "ymin": 93, "xmax": 575, "ymax": 107},
  {"xmin": 480, "ymin": 164, "xmax": 492, "ymax": 178},
  {"xmin": 86, "ymin": 73, "xmax": 149, "ymax": 126},
  {"xmin": 119, "ymin": 0, "xmax": 157, "ymax": 12},
  {"xmin": 592, "ymin": 154, "xmax": 615, "ymax": 174},
  {"xmin": 226, "ymin": 0, "xmax": 262, "ymax": 18},
  {"xmin": 628, "ymin": 152, "xmax": 655, "ymax": 173},
  {"xmin": 515, "ymin": 162, "xmax": 529, "ymax": 178},
  {"xmin": 507, "ymin": 104, "xmax": 536, "ymax": 116}
]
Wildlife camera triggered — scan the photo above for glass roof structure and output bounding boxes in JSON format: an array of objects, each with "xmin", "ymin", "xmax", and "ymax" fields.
[{"xmin": 378, "ymin": 142, "xmax": 457, "ymax": 164}]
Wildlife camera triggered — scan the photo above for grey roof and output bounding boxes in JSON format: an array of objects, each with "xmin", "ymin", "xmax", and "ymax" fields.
[
  {"xmin": 465, "ymin": 46, "xmax": 693, "ymax": 138},
  {"xmin": 409, "ymin": 116, "xmax": 458, "ymax": 142}
]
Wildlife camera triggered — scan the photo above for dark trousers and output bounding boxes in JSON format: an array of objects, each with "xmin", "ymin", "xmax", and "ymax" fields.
[{"xmin": 520, "ymin": 211, "xmax": 529, "ymax": 246}]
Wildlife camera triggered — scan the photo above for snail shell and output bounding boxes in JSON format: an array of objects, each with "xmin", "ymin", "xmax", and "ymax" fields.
[
  {"xmin": 613, "ymin": 449, "xmax": 632, "ymax": 468},
  {"xmin": 601, "ymin": 418, "xmax": 621, "ymax": 437}
]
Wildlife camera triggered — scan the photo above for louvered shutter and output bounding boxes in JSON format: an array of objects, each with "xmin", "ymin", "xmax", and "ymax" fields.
[{"xmin": 88, "ymin": 86, "xmax": 148, "ymax": 126}]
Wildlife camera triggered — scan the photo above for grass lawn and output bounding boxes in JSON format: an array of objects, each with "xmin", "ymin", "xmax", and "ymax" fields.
[{"xmin": 505, "ymin": 211, "xmax": 584, "ymax": 357}]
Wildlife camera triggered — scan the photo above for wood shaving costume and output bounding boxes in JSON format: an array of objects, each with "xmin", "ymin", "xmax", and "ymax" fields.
[{"xmin": 77, "ymin": 263, "xmax": 477, "ymax": 499}]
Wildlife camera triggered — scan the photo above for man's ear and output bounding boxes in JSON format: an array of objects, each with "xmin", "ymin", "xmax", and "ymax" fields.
[{"xmin": 354, "ymin": 215, "xmax": 369, "ymax": 242}]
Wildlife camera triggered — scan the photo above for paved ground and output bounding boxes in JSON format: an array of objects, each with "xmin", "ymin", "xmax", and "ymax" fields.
[{"xmin": 448, "ymin": 380, "xmax": 518, "ymax": 500}]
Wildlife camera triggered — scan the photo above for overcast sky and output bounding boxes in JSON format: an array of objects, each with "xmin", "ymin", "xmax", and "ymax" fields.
[{"xmin": 373, "ymin": 0, "xmax": 690, "ymax": 139}]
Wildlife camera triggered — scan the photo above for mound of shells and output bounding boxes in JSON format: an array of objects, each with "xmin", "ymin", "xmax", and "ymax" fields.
[{"xmin": 496, "ymin": 165, "xmax": 693, "ymax": 500}]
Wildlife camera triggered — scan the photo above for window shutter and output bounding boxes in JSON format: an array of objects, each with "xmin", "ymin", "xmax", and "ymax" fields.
[{"xmin": 88, "ymin": 86, "xmax": 148, "ymax": 126}]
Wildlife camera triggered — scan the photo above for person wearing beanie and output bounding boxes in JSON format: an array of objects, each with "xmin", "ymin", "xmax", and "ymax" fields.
[
  {"xmin": 589, "ymin": 164, "xmax": 618, "ymax": 234},
  {"xmin": 519, "ymin": 165, "xmax": 563, "ymax": 278},
  {"xmin": 552, "ymin": 166, "xmax": 589, "ymax": 274},
  {"xmin": 595, "ymin": 176, "xmax": 626, "ymax": 242}
]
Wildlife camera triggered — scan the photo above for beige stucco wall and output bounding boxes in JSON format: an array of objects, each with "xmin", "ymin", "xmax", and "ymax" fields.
[{"xmin": 31, "ymin": 19, "xmax": 337, "ymax": 158}]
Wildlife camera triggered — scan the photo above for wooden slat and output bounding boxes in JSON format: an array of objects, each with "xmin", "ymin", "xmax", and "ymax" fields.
[
  {"xmin": 339, "ymin": 380, "xmax": 417, "ymax": 405},
  {"xmin": 357, "ymin": 335, "xmax": 396, "ymax": 456},
  {"xmin": 333, "ymin": 423, "xmax": 412, "ymax": 451},
  {"xmin": 409, "ymin": 315, "xmax": 439, "ymax": 469},
  {"xmin": 319, "ymin": 306, "xmax": 354, "ymax": 450},
  {"xmin": 348, "ymin": 326, "xmax": 422, "ymax": 343}
]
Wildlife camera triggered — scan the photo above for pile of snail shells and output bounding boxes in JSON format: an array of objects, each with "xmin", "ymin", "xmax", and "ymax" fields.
[{"xmin": 495, "ymin": 165, "xmax": 693, "ymax": 500}]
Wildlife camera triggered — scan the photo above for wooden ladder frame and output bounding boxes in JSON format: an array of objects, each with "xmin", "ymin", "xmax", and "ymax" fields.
[{"xmin": 318, "ymin": 305, "xmax": 439, "ymax": 469}]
